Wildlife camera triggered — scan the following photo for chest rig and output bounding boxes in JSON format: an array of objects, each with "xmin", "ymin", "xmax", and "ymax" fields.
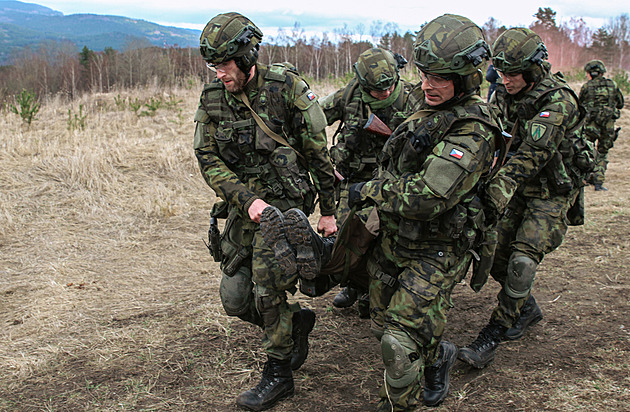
[
  {"xmin": 379, "ymin": 101, "xmax": 501, "ymax": 253},
  {"xmin": 332, "ymin": 80, "xmax": 409, "ymax": 181},
  {"xmin": 204, "ymin": 64, "xmax": 314, "ymax": 211}
]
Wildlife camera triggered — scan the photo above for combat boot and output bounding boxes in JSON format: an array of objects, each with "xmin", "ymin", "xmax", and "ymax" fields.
[
  {"xmin": 594, "ymin": 184, "xmax": 608, "ymax": 191},
  {"xmin": 260, "ymin": 206, "xmax": 297, "ymax": 275},
  {"xmin": 423, "ymin": 340, "xmax": 458, "ymax": 407},
  {"xmin": 236, "ymin": 357, "xmax": 294, "ymax": 411},
  {"xmin": 284, "ymin": 208, "xmax": 333, "ymax": 280},
  {"xmin": 504, "ymin": 295, "xmax": 543, "ymax": 341},
  {"xmin": 458, "ymin": 321, "xmax": 507, "ymax": 369},
  {"xmin": 290, "ymin": 308, "xmax": 316, "ymax": 370},
  {"xmin": 332, "ymin": 286, "xmax": 358, "ymax": 308}
]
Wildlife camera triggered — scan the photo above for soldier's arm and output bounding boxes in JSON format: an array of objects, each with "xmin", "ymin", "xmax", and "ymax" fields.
[
  {"xmin": 193, "ymin": 100, "xmax": 260, "ymax": 215},
  {"xmin": 318, "ymin": 88, "xmax": 345, "ymax": 126},
  {"xmin": 359, "ymin": 124, "xmax": 496, "ymax": 221},
  {"xmin": 289, "ymin": 79, "xmax": 337, "ymax": 216},
  {"xmin": 495, "ymin": 88, "xmax": 578, "ymax": 189},
  {"xmin": 616, "ymin": 86, "xmax": 625, "ymax": 110}
]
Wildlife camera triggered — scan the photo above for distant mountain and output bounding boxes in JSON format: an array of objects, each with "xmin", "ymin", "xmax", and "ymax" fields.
[{"xmin": 0, "ymin": 0, "xmax": 201, "ymax": 64}]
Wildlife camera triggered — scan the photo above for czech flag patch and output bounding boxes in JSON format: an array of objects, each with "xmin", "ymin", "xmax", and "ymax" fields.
[
  {"xmin": 307, "ymin": 91, "xmax": 316, "ymax": 101},
  {"xmin": 539, "ymin": 111, "xmax": 550, "ymax": 118},
  {"xmin": 449, "ymin": 148, "xmax": 464, "ymax": 159}
]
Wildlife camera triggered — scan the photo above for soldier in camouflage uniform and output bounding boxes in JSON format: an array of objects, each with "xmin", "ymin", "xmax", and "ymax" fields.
[
  {"xmin": 459, "ymin": 28, "xmax": 587, "ymax": 369},
  {"xmin": 579, "ymin": 60, "xmax": 624, "ymax": 191},
  {"xmin": 194, "ymin": 12, "xmax": 337, "ymax": 411},
  {"xmin": 319, "ymin": 47, "xmax": 424, "ymax": 314},
  {"xmin": 347, "ymin": 15, "xmax": 500, "ymax": 410}
]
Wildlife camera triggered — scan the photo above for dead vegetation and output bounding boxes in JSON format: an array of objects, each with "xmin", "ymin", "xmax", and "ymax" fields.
[{"xmin": 0, "ymin": 80, "xmax": 628, "ymax": 411}]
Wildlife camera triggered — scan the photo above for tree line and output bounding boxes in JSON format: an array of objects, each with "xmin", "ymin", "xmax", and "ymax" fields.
[{"xmin": 1, "ymin": 8, "xmax": 629, "ymax": 106}]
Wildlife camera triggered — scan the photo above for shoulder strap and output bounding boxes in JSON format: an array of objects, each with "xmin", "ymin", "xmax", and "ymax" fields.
[{"xmin": 238, "ymin": 91, "xmax": 305, "ymax": 161}]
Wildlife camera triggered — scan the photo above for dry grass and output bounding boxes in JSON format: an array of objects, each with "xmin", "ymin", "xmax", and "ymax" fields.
[{"xmin": 0, "ymin": 78, "xmax": 628, "ymax": 411}]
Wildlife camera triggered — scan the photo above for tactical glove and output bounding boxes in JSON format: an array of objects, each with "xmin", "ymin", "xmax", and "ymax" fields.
[
  {"xmin": 347, "ymin": 182, "xmax": 367, "ymax": 209},
  {"xmin": 482, "ymin": 174, "xmax": 518, "ymax": 223}
]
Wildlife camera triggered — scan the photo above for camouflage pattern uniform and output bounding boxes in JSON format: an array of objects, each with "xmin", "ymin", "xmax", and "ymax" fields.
[
  {"xmin": 459, "ymin": 28, "xmax": 587, "ymax": 371},
  {"xmin": 194, "ymin": 14, "xmax": 336, "ymax": 363},
  {"xmin": 320, "ymin": 47, "xmax": 424, "ymax": 225},
  {"xmin": 350, "ymin": 15, "xmax": 499, "ymax": 411},
  {"xmin": 578, "ymin": 60, "xmax": 624, "ymax": 187}
]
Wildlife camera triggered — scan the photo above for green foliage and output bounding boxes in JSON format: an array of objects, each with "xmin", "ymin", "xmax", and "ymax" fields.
[
  {"xmin": 128, "ymin": 98, "xmax": 142, "ymax": 115},
  {"xmin": 114, "ymin": 94, "xmax": 127, "ymax": 110},
  {"xmin": 139, "ymin": 97, "xmax": 163, "ymax": 117},
  {"xmin": 164, "ymin": 95, "xmax": 182, "ymax": 109},
  {"xmin": 10, "ymin": 89, "xmax": 40, "ymax": 125},
  {"xmin": 67, "ymin": 104, "xmax": 87, "ymax": 131},
  {"xmin": 611, "ymin": 71, "xmax": 630, "ymax": 94}
]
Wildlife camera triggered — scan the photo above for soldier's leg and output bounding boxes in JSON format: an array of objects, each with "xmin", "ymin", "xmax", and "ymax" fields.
[
  {"xmin": 594, "ymin": 120, "xmax": 616, "ymax": 188},
  {"xmin": 377, "ymin": 254, "xmax": 467, "ymax": 410}
]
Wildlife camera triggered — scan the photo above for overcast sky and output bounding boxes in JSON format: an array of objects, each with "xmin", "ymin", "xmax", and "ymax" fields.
[{"xmin": 33, "ymin": 0, "xmax": 627, "ymax": 39}]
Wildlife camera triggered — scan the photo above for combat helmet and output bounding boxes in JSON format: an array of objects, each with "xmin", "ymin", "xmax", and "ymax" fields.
[
  {"xmin": 414, "ymin": 14, "xmax": 491, "ymax": 97},
  {"xmin": 353, "ymin": 47, "xmax": 405, "ymax": 91},
  {"xmin": 584, "ymin": 59, "xmax": 606, "ymax": 77},
  {"xmin": 199, "ymin": 12, "xmax": 263, "ymax": 73},
  {"xmin": 492, "ymin": 28, "xmax": 548, "ymax": 83}
]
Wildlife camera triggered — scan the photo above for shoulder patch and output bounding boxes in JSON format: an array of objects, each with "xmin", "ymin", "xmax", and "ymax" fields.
[
  {"xmin": 295, "ymin": 89, "xmax": 318, "ymax": 111},
  {"xmin": 530, "ymin": 123, "xmax": 547, "ymax": 142}
]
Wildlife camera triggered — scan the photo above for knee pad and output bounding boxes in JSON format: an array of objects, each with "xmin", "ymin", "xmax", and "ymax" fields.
[
  {"xmin": 381, "ymin": 329, "xmax": 421, "ymax": 389},
  {"xmin": 505, "ymin": 253, "xmax": 537, "ymax": 299},
  {"xmin": 219, "ymin": 266, "xmax": 254, "ymax": 316}
]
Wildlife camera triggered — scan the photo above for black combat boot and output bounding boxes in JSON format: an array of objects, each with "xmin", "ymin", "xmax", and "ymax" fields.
[
  {"xmin": 290, "ymin": 308, "xmax": 316, "ymax": 370},
  {"xmin": 284, "ymin": 208, "xmax": 333, "ymax": 280},
  {"xmin": 594, "ymin": 184, "xmax": 608, "ymax": 191},
  {"xmin": 423, "ymin": 340, "xmax": 458, "ymax": 407},
  {"xmin": 504, "ymin": 295, "xmax": 543, "ymax": 341},
  {"xmin": 260, "ymin": 206, "xmax": 297, "ymax": 276},
  {"xmin": 332, "ymin": 286, "xmax": 358, "ymax": 308},
  {"xmin": 458, "ymin": 321, "xmax": 507, "ymax": 369},
  {"xmin": 236, "ymin": 357, "xmax": 294, "ymax": 411}
]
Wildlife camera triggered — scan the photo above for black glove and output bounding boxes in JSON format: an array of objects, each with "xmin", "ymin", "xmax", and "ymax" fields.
[{"xmin": 347, "ymin": 182, "xmax": 367, "ymax": 209}]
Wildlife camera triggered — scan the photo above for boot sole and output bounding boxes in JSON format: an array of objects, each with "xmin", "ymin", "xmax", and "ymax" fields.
[
  {"xmin": 503, "ymin": 313, "xmax": 543, "ymax": 341},
  {"xmin": 260, "ymin": 207, "xmax": 297, "ymax": 276},
  {"xmin": 284, "ymin": 209, "xmax": 320, "ymax": 280}
]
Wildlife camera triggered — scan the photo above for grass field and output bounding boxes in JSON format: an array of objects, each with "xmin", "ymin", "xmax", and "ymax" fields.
[{"xmin": 1, "ymin": 78, "xmax": 628, "ymax": 411}]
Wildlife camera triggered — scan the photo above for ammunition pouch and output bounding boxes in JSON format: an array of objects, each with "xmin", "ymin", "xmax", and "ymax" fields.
[
  {"xmin": 544, "ymin": 152, "xmax": 573, "ymax": 195},
  {"xmin": 220, "ymin": 207, "xmax": 255, "ymax": 277}
]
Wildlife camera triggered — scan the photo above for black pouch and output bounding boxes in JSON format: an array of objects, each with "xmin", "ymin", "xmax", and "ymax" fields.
[{"xmin": 299, "ymin": 275, "xmax": 337, "ymax": 298}]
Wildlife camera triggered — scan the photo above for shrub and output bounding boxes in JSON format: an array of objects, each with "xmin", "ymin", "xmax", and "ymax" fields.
[{"xmin": 10, "ymin": 89, "xmax": 40, "ymax": 125}]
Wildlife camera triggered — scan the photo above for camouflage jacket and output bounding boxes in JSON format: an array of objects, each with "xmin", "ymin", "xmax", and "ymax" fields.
[
  {"xmin": 491, "ymin": 70, "xmax": 583, "ymax": 200},
  {"xmin": 319, "ymin": 78, "xmax": 424, "ymax": 182},
  {"xmin": 194, "ymin": 63, "xmax": 336, "ymax": 216},
  {"xmin": 579, "ymin": 76, "xmax": 624, "ymax": 124},
  {"xmin": 356, "ymin": 95, "xmax": 500, "ymax": 250}
]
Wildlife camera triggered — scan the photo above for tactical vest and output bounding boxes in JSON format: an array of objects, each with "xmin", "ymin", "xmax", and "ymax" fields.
[
  {"xmin": 495, "ymin": 73, "xmax": 589, "ymax": 195},
  {"xmin": 201, "ymin": 64, "xmax": 315, "ymax": 212},
  {"xmin": 378, "ymin": 100, "xmax": 501, "ymax": 253},
  {"xmin": 331, "ymin": 80, "xmax": 412, "ymax": 182},
  {"xmin": 583, "ymin": 77, "xmax": 620, "ymax": 124}
]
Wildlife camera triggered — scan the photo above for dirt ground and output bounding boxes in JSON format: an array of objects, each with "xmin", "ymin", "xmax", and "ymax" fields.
[{"xmin": 0, "ymin": 82, "xmax": 628, "ymax": 411}]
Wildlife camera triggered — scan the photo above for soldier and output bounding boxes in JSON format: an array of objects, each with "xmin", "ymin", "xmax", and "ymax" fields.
[
  {"xmin": 579, "ymin": 60, "xmax": 624, "ymax": 191},
  {"xmin": 319, "ymin": 47, "xmax": 423, "ymax": 316},
  {"xmin": 458, "ymin": 28, "xmax": 587, "ymax": 369},
  {"xmin": 194, "ymin": 12, "xmax": 337, "ymax": 411},
  {"xmin": 345, "ymin": 15, "xmax": 500, "ymax": 410}
]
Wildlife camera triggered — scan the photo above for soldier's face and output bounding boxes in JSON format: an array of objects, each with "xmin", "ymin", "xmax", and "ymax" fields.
[
  {"xmin": 420, "ymin": 72, "xmax": 455, "ymax": 106},
  {"xmin": 499, "ymin": 71, "xmax": 527, "ymax": 95},
  {"xmin": 215, "ymin": 60, "xmax": 249, "ymax": 93},
  {"xmin": 369, "ymin": 84, "xmax": 396, "ymax": 101}
]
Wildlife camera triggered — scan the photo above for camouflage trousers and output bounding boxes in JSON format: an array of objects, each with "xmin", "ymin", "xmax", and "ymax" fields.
[
  {"xmin": 584, "ymin": 119, "xmax": 616, "ymax": 184},
  {"xmin": 489, "ymin": 192, "xmax": 572, "ymax": 327},
  {"xmin": 368, "ymin": 234, "xmax": 472, "ymax": 410},
  {"xmin": 218, "ymin": 213, "xmax": 300, "ymax": 361}
]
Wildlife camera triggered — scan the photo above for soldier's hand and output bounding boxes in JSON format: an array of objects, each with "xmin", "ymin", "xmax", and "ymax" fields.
[
  {"xmin": 483, "ymin": 174, "xmax": 518, "ymax": 218},
  {"xmin": 318, "ymin": 215, "xmax": 337, "ymax": 237},
  {"xmin": 248, "ymin": 198, "xmax": 271, "ymax": 223},
  {"xmin": 347, "ymin": 182, "xmax": 367, "ymax": 209}
]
